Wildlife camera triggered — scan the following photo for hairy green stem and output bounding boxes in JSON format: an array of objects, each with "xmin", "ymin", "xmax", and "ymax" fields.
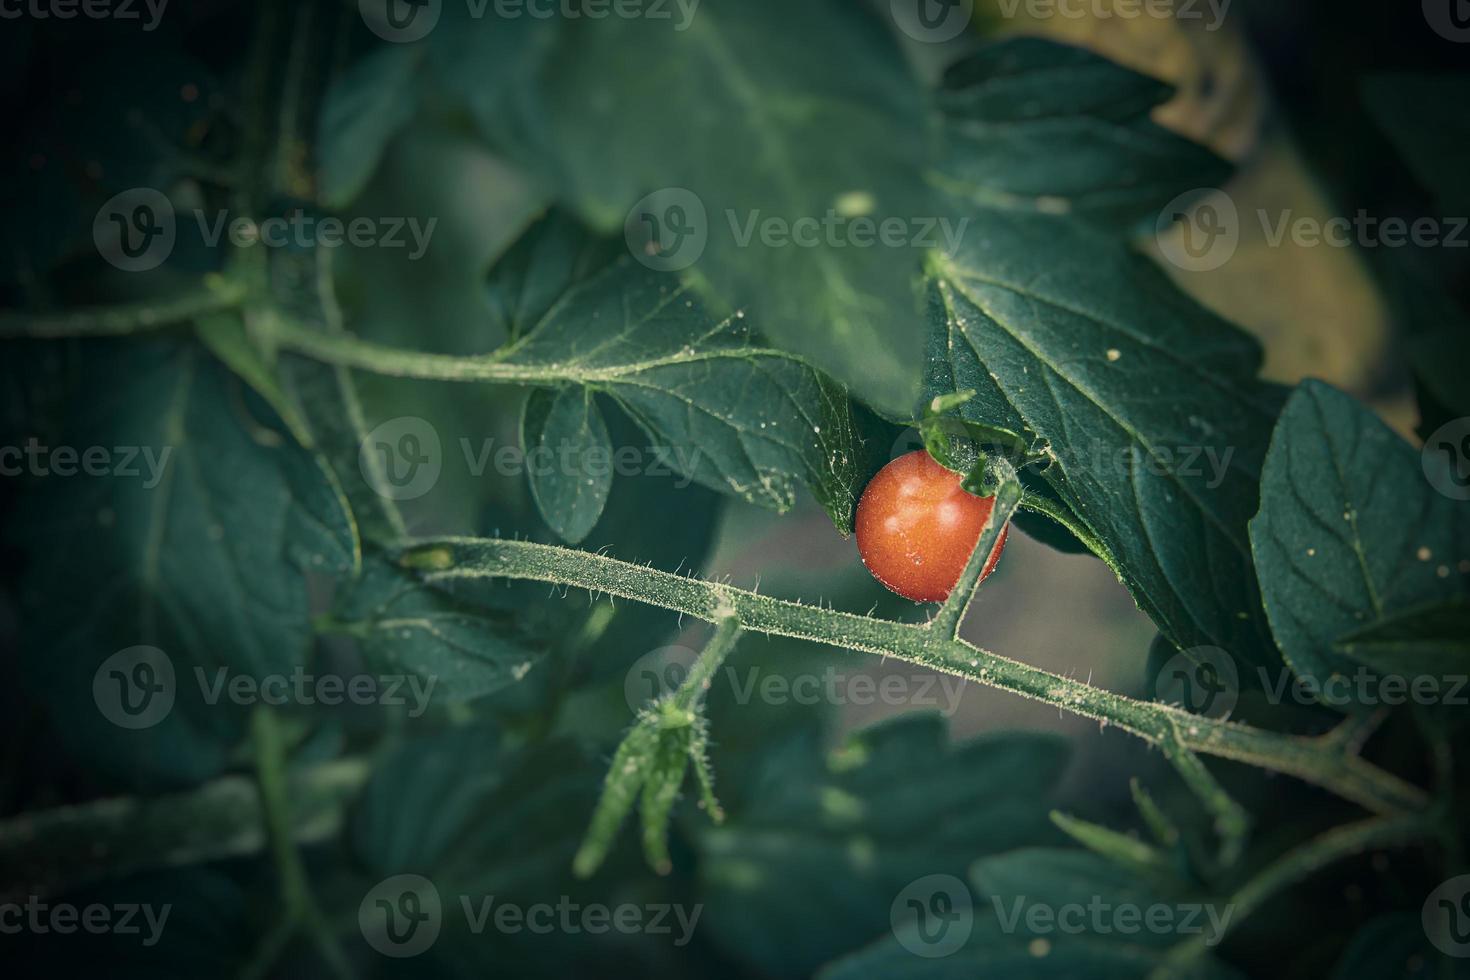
[
  {"xmin": 0, "ymin": 758, "xmax": 368, "ymax": 903},
  {"xmin": 672, "ymin": 616, "xmax": 744, "ymax": 713},
  {"xmin": 252, "ymin": 307, "xmax": 782, "ymax": 385},
  {"xmin": 930, "ymin": 462, "xmax": 1021, "ymax": 639},
  {"xmin": 0, "ymin": 277, "xmax": 247, "ymax": 338},
  {"xmin": 400, "ymin": 538, "xmax": 1428, "ymax": 816},
  {"xmin": 251, "ymin": 708, "xmax": 351, "ymax": 979},
  {"xmin": 1159, "ymin": 721, "xmax": 1251, "ymax": 871}
]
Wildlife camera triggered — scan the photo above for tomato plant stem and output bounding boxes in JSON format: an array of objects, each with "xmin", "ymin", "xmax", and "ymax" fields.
[
  {"xmin": 929, "ymin": 459, "xmax": 1022, "ymax": 639},
  {"xmin": 250, "ymin": 707, "xmax": 351, "ymax": 979},
  {"xmin": 671, "ymin": 616, "xmax": 744, "ymax": 714},
  {"xmin": 0, "ymin": 276, "xmax": 246, "ymax": 338},
  {"xmin": 401, "ymin": 538, "xmax": 1429, "ymax": 817}
]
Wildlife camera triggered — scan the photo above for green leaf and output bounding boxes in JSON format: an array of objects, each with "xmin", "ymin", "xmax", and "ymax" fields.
[
  {"xmin": 697, "ymin": 714, "xmax": 1070, "ymax": 978},
  {"xmin": 276, "ymin": 358, "xmax": 407, "ymax": 546},
  {"xmin": 520, "ymin": 386, "xmax": 614, "ymax": 544},
  {"xmin": 1250, "ymin": 381, "xmax": 1470, "ymax": 708},
  {"xmin": 1330, "ymin": 913, "xmax": 1468, "ymax": 980},
  {"xmin": 353, "ymin": 728, "xmax": 599, "ymax": 895},
  {"xmin": 497, "ymin": 256, "xmax": 867, "ymax": 532},
  {"xmin": 922, "ymin": 209, "xmax": 1283, "ymax": 663},
  {"xmin": 820, "ymin": 849, "xmax": 1241, "ymax": 980},
  {"xmin": 936, "ymin": 38, "xmax": 1231, "ymax": 228},
  {"xmin": 1049, "ymin": 811, "xmax": 1172, "ymax": 877},
  {"xmin": 317, "ymin": 45, "xmax": 424, "ymax": 207},
  {"xmin": 9, "ymin": 341, "xmax": 358, "ymax": 787},
  {"xmin": 525, "ymin": 0, "xmax": 935, "ymax": 411},
  {"xmin": 317, "ymin": 9, "xmax": 559, "ymax": 209},
  {"xmin": 484, "ymin": 211, "xmax": 624, "ymax": 344},
  {"xmin": 1334, "ymin": 598, "xmax": 1470, "ymax": 677},
  {"xmin": 331, "ymin": 553, "xmax": 548, "ymax": 703}
]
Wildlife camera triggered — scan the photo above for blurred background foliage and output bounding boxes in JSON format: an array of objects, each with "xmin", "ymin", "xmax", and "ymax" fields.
[{"xmin": 1, "ymin": 0, "xmax": 1467, "ymax": 977}]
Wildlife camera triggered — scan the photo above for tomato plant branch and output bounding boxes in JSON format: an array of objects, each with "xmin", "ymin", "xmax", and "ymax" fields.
[
  {"xmin": 251, "ymin": 308, "xmax": 795, "ymax": 385},
  {"xmin": 250, "ymin": 707, "xmax": 351, "ymax": 979},
  {"xmin": 0, "ymin": 275, "xmax": 247, "ymax": 338},
  {"xmin": 400, "ymin": 538, "xmax": 1428, "ymax": 817},
  {"xmin": 0, "ymin": 758, "xmax": 368, "ymax": 903},
  {"xmin": 930, "ymin": 459, "xmax": 1022, "ymax": 639},
  {"xmin": 672, "ymin": 615, "xmax": 744, "ymax": 714},
  {"xmin": 1159, "ymin": 720, "xmax": 1251, "ymax": 871},
  {"xmin": 574, "ymin": 616, "xmax": 741, "ymax": 877}
]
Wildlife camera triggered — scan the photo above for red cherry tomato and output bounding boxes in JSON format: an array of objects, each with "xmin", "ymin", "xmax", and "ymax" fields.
[{"xmin": 855, "ymin": 450, "xmax": 1008, "ymax": 603}]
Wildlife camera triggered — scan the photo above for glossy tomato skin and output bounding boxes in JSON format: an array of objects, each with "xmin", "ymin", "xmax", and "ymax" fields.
[{"xmin": 855, "ymin": 450, "xmax": 1008, "ymax": 602}]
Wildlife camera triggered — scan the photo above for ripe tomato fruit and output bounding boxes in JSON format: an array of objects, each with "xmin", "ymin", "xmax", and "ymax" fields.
[{"xmin": 855, "ymin": 449, "xmax": 1008, "ymax": 603}]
